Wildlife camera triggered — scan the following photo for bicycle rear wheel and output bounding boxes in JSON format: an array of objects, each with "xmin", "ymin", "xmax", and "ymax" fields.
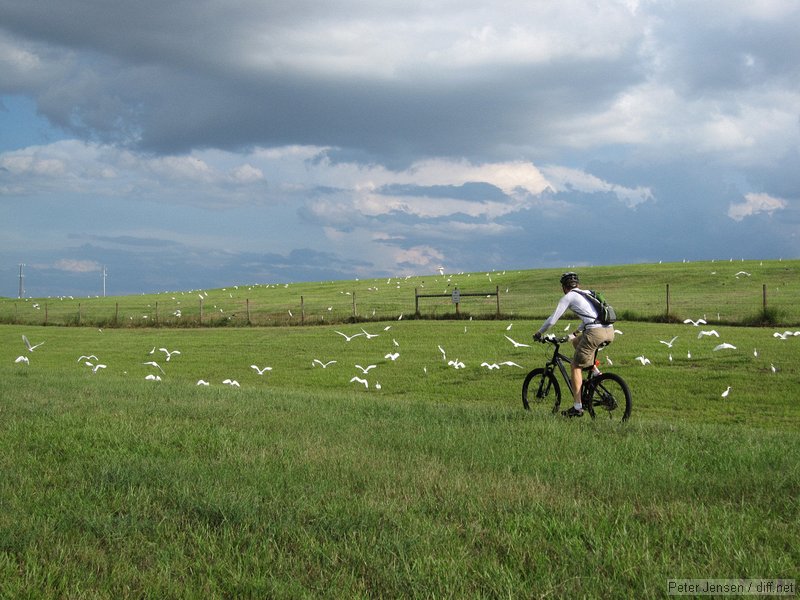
[
  {"xmin": 522, "ymin": 368, "xmax": 561, "ymax": 413},
  {"xmin": 584, "ymin": 373, "xmax": 632, "ymax": 421}
]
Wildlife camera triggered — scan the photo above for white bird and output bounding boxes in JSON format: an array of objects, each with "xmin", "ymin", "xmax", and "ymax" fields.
[
  {"xmin": 606, "ymin": 357, "xmax": 613, "ymax": 366},
  {"xmin": 196, "ymin": 380, "xmax": 210, "ymax": 386},
  {"xmin": 613, "ymin": 328, "xmax": 624, "ymax": 335},
  {"xmin": 142, "ymin": 361, "xmax": 165, "ymax": 374},
  {"xmin": 721, "ymin": 386, "xmax": 731, "ymax": 398},
  {"xmin": 684, "ymin": 318, "xmax": 707, "ymax": 326},
  {"xmin": 500, "ymin": 361, "xmax": 523, "ymax": 368},
  {"xmin": 148, "ymin": 347, "xmax": 156, "ymax": 355},
  {"xmin": 77, "ymin": 355, "xmax": 99, "ymax": 362},
  {"xmin": 438, "ymin": 345, "xmax": 447, "ymax": 361},
  {"xmin": 374, "ymin": 382, "xmax": 382, "ymax": 390},
  {"xmin": 22, "ymin": 335, "xmax": 44, "ymax": 352},
  {"xmin": 392, "ymin": 338, "xmax": 400, "ymax": 347},
  {"xmin": 635, "ymin": 356, "xmax": 651, "ymax": 366},
  {"xmin": 734, "ymin": 271, "xmax": 751, "ymax": 277},
  {"xmin": 145, "ymin": 374, "xmax": 162, "ymax": 381},
  {"xmin": 697, "ymin": 330, "xmax": 719, "ymax": 338},
  {"xmin": 504, "ymin": 335, "xmax": 530, "ymax": 348},
  {"xmin": 753, "ymin": 348, "xmax": 758, "ymax": 357},
  {"xmin": 772, "ymin": 331, "xmax": 800, "ymax": 339},
  {"xmin": 481, "ymin": 362, "xmax": 500, "ymax": 370},
  {"xmin": 669, "ymin": 353, "xmax": 673, "ymax": 363},
  {"xmin": 349, "ymin": 376, "xmax": 369, "ymax": 388},
  {"xmin": 159, "ymin": 348, "xmax": 181, "ymax": 361},
  {"xmin": 448, "ymin": 359, "xmax": 466, "ymax": 369},
  {"xmin": 506, "ymin": 323, "xmax": 513, "ymax": 331},
  {"xmin": 713, "ymin": 343, "xmax": 737, "ymax": 351},
  {"xmin": 335, "ymin": 330, "xmax": 363, "ymax": 342},
  {"xmin": 384, "ymin": 352, "xmax": 400, "ymax": 361},
  {"xmin": 312, "ymin": 359, "xmax": 337, "ymax": 368},
  {"xmin": 250, "ymin": 365, "xmax": 273, "ymax": 375},
  {"xmin": 355, "ymin": 364, "xmax": 377, "ymax": 374},
  {"xmin": 659, "ymin": 336, "xmax": 678, "ymax": 348},
  {"xmin": 14, "ymin": 355, "xmax": 29, "ymax": 364},
  {"xmin": 222, "ymin": 379, "xmax": 240, "ymax": 387},
  {"xmin": 360, "ymin": 328, "xmax": 380, "ymax": 339},
  {"xmin": 770, "ymin": 363, "xmax": 777, "ymax": 374},
  {"xmin": 687, "ymin": 350, "xmax": 692, "ymax": 359}
]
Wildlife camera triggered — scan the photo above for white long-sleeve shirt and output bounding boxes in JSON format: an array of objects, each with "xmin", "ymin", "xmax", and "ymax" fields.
[{"xmin": 536, "ymin": 288, "xmax": 600, "ymax": 335}]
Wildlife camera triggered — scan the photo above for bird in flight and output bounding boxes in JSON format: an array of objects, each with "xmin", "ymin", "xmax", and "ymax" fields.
[
  {"xmin": 713, "ymin": 343, "xmax": 737, "ymax": 351},
  {"xmin": 355, "ymin": 364, "xmax": 377, "ymax": 374},
  {"xmin": 312, "ymin": 359, "xmax": 337, "ymax": 368},
  {"xmin": 635, "ymin": 356, "xmax": 651, "ymax": 365},
  {"xmin": 697, "ymin": 330, "xmax": 719, "ymax": 338},
  {"xmin": 22, "ymin": 335, "xmax": 44, "ymax": 352},
  {"xmin": 196, "ymin": 380, "xmax": 210, "ymax": 386},
  {"xmin": 350, "ymin": 376, "xmax": 369, "ymax": 388},
  {"xmin": 335, "ymin": 331, "xmax": 363, "ymax": 342},
  {"xmin": 159, "ymin": 348, "xmax": 181, "ymax": 361},
  {"xmin": 251, "ymin": 365, "xmax": 273, "ymax": 375},
  {"xmin": 15, "ymin": 355, "xmax": 29, "ymax": 365},
  {"xmin": 142, "ymin": 361, "xmax": 165, "ymax": 374},
  {"xmin": 683, "ymin": 318, "xmax": 707, "ymax": 326},
  {"xmin": 504, "ymin": 335, "xmax": 530, "ymax": 348},
  {"xmin": 77, "ymin": 355, "xmax": 99, "ymax": 362},
  {"xmin": 659, "ymin": 336, "xmax": 678, "ymax": 348},
  {"xmin": 384, "ymin": 352, "xmax": 400, "ymax": 361},
  {"xmin": 360, "ymin": 328, "xmax": 380, "ymax": 339}
]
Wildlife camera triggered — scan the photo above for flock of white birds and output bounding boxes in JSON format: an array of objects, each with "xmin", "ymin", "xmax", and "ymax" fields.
[{"xmin": 13, "ymin": 312, "xmax": 798, "ymax": 402}]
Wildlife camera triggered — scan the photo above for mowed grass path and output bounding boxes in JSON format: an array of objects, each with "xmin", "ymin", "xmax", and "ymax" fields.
[{"xmin": 1, "ymin": 322, "xmax": 798, "ymax": 597}]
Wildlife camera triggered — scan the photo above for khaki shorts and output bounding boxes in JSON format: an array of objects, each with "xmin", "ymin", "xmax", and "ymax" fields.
[{"xmin": 573, "ymin": 326, "xmax": 615, "ymax": 367}]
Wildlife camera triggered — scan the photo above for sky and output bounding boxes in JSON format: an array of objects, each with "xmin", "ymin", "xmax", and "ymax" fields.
[{"xmin": 1, "ymin": 0, "xmax": 798, "ymax": 298}]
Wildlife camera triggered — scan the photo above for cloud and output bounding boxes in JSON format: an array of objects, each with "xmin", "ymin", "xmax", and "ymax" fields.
[
  {"xmin": 727, "ymin": 192, "xmax": 788, "ymax": 221},
  {"xmin": 53, "ymin": 258, "xmax": 101, "ymax": 273}
]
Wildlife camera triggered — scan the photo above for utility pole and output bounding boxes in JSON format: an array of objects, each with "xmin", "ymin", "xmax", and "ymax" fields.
[{"xmin": 18, "ymin": 263, "xmax": 25, "ymax": 299}]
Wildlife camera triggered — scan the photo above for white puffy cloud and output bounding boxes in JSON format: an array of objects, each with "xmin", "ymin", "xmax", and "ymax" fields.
[{"xmin": 727, "ymin": 192, "xmax": 788, "ymax": 221}]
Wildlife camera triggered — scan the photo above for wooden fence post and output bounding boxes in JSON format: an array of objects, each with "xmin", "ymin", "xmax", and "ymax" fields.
[
  {"xmin": 44, "ymin": 303, "xmax": 48, "ymax": 326},
  {"xmin": 114, "ymin": 302, "xmax": 119, "ymax": 326},
  {"xmin": 495, "ymin": 285, "xmax": 500, "ymax": 316},
  {"xmin": 415, "ymin": 288, "xmax": 420, "ymax": 316},
  {"xmin": 246, "ymin": 298, "xmax": 251, "ymax": 324},
  {"xmin": 301, "ymin": 296, "xmax": 305, "ymax": 325},
  {"xmin": 666, "ymin": 283, "xmax": 670, "ymax": 316}
]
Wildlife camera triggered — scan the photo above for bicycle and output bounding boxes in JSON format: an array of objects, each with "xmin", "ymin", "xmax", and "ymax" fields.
[{"xmin": 522, "ymin": 334, "xmax": 632, "ymax": 421}]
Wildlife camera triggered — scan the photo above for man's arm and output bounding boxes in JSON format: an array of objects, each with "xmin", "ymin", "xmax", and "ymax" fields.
[{"xmin": 535, "ymin": 293, "xmax": 572, "ymax": 337}]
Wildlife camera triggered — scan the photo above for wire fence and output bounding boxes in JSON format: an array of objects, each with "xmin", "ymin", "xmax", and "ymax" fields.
[{"xmin": 1, "ymin": 282, "xmax": 797, "ymax": 328}]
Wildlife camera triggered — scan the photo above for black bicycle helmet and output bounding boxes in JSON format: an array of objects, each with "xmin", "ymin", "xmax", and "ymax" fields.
[{"xmin": 560, "ymin": 272, "xmax": 579, "ymax": 288}]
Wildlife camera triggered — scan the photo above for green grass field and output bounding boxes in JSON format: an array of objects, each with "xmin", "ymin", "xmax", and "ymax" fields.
[{"xmin": 1, "ymin": 261, "xmax": 798, "ymax": 597}]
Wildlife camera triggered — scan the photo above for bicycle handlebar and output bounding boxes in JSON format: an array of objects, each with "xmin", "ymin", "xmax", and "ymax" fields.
[{"xmin": 537, "ymin": 334, "xmax": 571, "ymax": 345}]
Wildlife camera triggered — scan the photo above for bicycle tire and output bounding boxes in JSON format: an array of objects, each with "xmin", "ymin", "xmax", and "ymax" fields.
[
  {"xmin": 583, "ymin": 372, "xmax": 632, "ymax": 421},
  {"xmin": 522, "ymin": 368, "xmax": 561, "ymax": 413}
]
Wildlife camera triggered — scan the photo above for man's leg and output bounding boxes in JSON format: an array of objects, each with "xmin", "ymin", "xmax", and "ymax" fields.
[{"xmin": 571, "ymin": 363, "xmax": 583, "ymax": 410}]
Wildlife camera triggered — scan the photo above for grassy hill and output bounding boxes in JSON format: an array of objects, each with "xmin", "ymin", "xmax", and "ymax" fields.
[
  {"xmin": 1, "ymin": 259, "xmax": 798, "ymax": 596},
  {"xmin": 2, "ymin": 258, "xmax": 800, "ymax": 327}
]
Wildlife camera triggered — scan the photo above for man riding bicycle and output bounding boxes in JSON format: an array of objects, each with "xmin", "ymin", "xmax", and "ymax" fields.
[{"xmin": 533, "ymin": 272, "xmax": 615, "ymax": 418}]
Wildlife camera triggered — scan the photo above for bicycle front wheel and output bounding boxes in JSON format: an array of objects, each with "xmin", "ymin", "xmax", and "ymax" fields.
[
  {"xmin": 584, "ymin": 373, "xmax": 632, "ymax": 421},
  {"xmin": 522, "ymin": 368, "xmax": 561, "ymax": 413}
]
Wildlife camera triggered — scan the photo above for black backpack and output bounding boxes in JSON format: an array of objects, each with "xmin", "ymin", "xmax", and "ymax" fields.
[{"xmin": 575, "ymin": 289, "xmax": 617, "ymax": 325}]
